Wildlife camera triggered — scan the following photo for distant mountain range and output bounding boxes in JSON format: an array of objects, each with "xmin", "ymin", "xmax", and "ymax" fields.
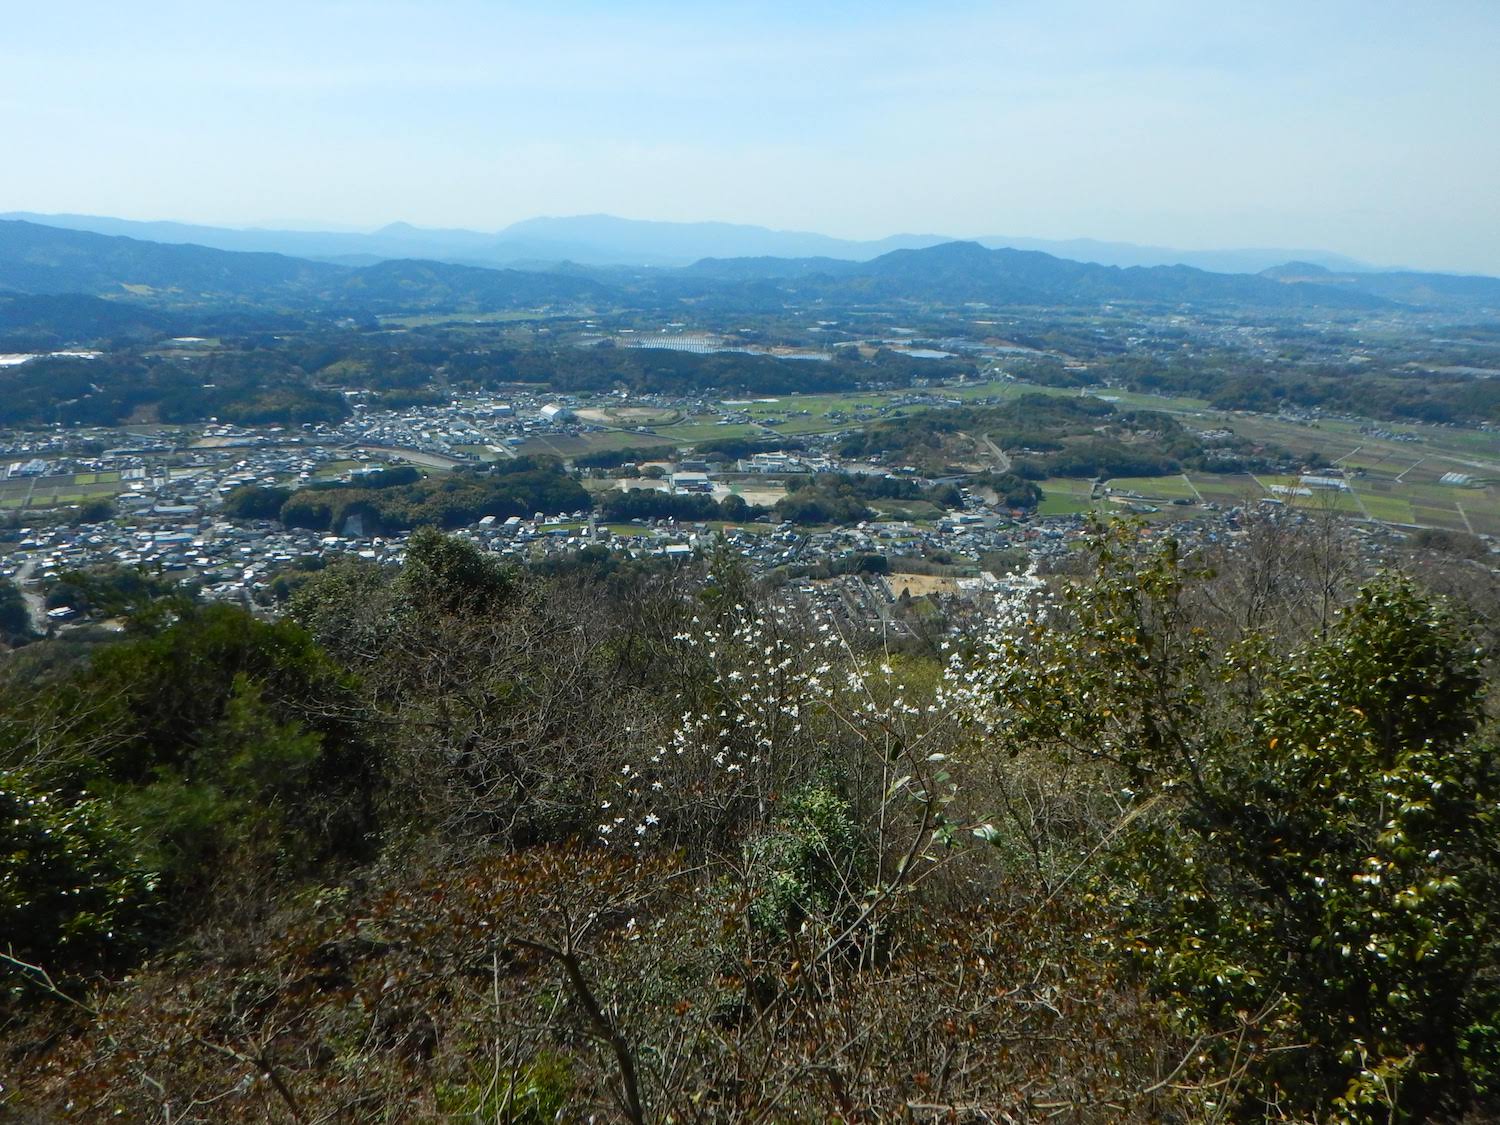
[
  {"xmin": 3, "ymin": 220, "xmax": 1499, "ymax": 340},
  {"xmin": 2, "ymin": 210, "xmax": 1378, "ymax": 275}
]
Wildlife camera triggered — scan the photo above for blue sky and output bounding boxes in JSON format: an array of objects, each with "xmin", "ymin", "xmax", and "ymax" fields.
[{"xmin": 6, "ymin": 1, "xmax": 1499, "ymax": 272}]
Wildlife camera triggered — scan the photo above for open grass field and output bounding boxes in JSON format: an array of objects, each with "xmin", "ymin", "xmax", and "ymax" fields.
[
  {"xmin": 868, "ymin": 498, "xmax": 944, "ymax": 521},
  {"xmin": 1106, "ymin": 474, "xmax": 1199, "ymax": 501},
  {"xmin": 653, "ymin": 419, "xmax": 762, "ymax": 442},
  {"xmin": 1035, "ymin": 477, "xmax": 1101, "ymax": 516},
  {"xmin": 1096, "ymin": 388, "xmax": 1213, "ymax": 413}
]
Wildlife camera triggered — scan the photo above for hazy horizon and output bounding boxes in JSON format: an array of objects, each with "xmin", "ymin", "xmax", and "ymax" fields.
[{"xmin": 6, "ymin": 1, "xmax": 1499, "ymax": 273}]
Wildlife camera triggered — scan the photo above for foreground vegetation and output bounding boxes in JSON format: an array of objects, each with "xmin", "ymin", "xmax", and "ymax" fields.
[{"xmin": 3, "ymin": 518, "xmax": 1500, "ymax": 1122}]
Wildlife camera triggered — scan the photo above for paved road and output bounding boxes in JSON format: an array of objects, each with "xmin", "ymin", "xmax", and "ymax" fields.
[{"xmin": 978, "ymin": 432, "xmax": 1012, "ymax": 472}]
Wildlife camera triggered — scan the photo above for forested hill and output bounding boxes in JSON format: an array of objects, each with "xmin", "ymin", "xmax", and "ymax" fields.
[
  {"xmin": 1261, "ymin": 259, "xmax": 1500, "ymax": 310},
  {"xmin": 688, "ymin": 243, "xmax": 1499, "ymax": 313},
  {"xmin": 843, "ymin": 240, "xmax": 1392, "ymax": 308},
  {"xmin": 0, "ymin": 219, "xmax": 342, "ymax": 300},
  {"xmin": 0, "ymin": 221, "xmax": 610, "ymax": 311},
  {"xmin": 326, "ymin": 257, "xmax": 613, "ymax": 312}
]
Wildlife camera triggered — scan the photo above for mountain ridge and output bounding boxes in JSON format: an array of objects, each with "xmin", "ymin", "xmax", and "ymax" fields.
[{"xmin": 1, "ymin": 210, "xmax": 1388, "ymax": 276}]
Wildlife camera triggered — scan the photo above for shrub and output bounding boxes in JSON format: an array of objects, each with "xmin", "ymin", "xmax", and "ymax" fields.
[
  {"xmin": 1118, "ymin": 577, "xmax": 1500, "ymax": 1119},
  {"xmin": 0, "ymin": 769, "xmax": 158, "ymax": 998},
  {"xmin": 746, "ymin": 784, "xmax": 863, "ymax": 937}
]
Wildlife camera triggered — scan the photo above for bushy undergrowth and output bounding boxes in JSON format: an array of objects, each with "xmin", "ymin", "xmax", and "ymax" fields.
[{"xmin": 2, "ymin": 517, "xmax": 1498, "ymax": 1123}]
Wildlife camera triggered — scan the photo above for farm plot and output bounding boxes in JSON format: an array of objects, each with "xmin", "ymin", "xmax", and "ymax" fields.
[{"xmin": 518, "ymin": 430, "xmax": 679, "ymax": 459}]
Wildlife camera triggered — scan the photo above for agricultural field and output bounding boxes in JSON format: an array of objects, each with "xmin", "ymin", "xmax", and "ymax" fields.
[
  {"xmin": 1088, "ymin": 466, "xmax": 1500, "ymax": 535},
  {"xmin": 1207, "ymin": 412, "xmax": 1500, "ymax": 532},
  {"xmin": 0, "ymin": 472, "xmax": 131, "ymax": 511},
  {"xmin": 994, "ymin": 381, "xmax": 1500, "ymax": 535}
]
